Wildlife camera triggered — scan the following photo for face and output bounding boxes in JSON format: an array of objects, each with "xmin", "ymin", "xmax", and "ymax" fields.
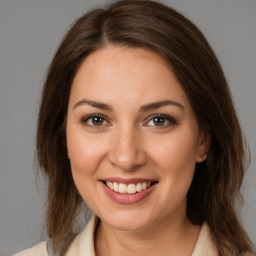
[{"xmin": 66, "ymin": 46, "xmax": 209, "ymax": 232}]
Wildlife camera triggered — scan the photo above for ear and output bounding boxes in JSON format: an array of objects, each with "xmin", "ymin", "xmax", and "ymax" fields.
[{"xmin": 196, "ymin": 127, "xmax": 211, "ymax": 163}]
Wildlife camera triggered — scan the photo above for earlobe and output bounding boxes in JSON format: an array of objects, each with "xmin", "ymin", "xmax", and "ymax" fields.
[
  {"xmin": 196, "ymin": 128, "xmax": 211, "ymax": 163},
  {"xmin": 197, "ymin": 153, "xmax": 208, "ymax": 162}
]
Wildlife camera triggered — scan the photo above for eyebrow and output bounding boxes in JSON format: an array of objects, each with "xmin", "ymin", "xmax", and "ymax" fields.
[
  {"xmin": 73, "ymin": 99, "xmax": 184, "ymax": 112},
  {"xmin": 73, "ymin": 99, "xmax": 113, "ymax": 111},
  {"xmin": 139, "ymin": 100, "xmax": 184, "ymax": 112}
]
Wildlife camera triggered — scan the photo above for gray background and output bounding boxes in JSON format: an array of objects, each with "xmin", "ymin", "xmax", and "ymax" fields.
[{"xmin": 0, "ymin": 0, "xmax": 255, "ymax": 255}]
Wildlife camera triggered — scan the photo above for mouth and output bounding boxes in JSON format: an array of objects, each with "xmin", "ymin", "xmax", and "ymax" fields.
[
  {"xmin": 100, "ymin": 178, "xmax": 158, "ymax": 204},
  {"xmin": 101, "ymin": 180, "xmax": 158, "ymax": 194}
]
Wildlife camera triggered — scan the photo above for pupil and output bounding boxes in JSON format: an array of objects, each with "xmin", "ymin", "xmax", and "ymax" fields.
[
  {"xmin": 154, "ymin": 117, "xmax": 165, "ymax": 126},
  {"xmin": 92, "ymin": 117, "xmax": 103, "ymax": 125}
]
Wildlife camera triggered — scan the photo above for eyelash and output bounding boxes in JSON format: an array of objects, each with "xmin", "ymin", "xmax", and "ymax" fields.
[
  {"xmin": 80, "ymin": 114, "xmax": 177, "ymax": 128},
  {"xmin": 145, "ymin": 114, "xmax": 177, "ymax": 128},
  {"xmin": 81, "ymin": 114, "xmax": 109, "ymax": 127}
]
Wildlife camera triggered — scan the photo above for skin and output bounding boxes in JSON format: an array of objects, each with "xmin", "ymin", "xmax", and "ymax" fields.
[{"xmin": 66, "ymin": 46, "xmax": 210, "ymax": 256}]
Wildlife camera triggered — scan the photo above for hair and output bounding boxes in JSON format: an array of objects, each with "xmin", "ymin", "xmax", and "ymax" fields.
[{"xmin": 36, "ymin": 0, "xmax": 254, "ymax": 255}]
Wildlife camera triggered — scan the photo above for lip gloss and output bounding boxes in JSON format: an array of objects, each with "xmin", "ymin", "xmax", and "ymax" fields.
[{"xmin": 101, "ymin": 181, "xmax": 156, "ymax": 204}]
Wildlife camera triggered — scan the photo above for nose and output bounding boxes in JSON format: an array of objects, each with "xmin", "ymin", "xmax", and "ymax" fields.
[{"xmin": 108, "ymin": 126, "xmax": 147, "ymax": 171}]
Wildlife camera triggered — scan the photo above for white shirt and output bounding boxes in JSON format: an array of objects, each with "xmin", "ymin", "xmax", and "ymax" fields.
[{"xmin": 13, "ymin": 215, "xmax": 218, "ymax": 256}]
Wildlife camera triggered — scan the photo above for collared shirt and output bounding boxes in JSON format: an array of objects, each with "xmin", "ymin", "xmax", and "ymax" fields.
[{"xmin": 13, "ymin": 215, "xmax": 218, "ymax": 256}]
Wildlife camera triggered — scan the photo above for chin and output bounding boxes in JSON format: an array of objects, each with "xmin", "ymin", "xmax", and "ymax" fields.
[{"xmin": 100, "ymin": 209, "xmax": 155, "ymax": 232}]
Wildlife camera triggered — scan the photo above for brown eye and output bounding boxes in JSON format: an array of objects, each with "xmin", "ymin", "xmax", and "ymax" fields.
[
  {"xmin": 82, "ymin": 114, "xmax": 108, "ymax": 127},
  {"xmin": 153, "ymin": 117, "xmax": 165, "ymax": 126},
  {"xmin": 91, "ymin": 116, "xmax": 104, "ymax": 126},
  {"xmin": 146, "ymin": 114, "xmax": 177, "ymax": 128}
]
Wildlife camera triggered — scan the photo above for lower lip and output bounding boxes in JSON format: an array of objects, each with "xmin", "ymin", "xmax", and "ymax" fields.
[{"xmin": 101, "ymin": 182, "xmax": 156, "ymax": 204}]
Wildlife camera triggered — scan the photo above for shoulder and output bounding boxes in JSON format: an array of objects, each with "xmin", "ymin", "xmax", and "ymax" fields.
[
  {"xmin": 12, "ymin": 241, "xmax": 47, "ymax": 256},
  {"xmin": 65, "ymin": 215, "xmax": 98, "ymax": 255},
  {"xmin": 192, "ymin": 223, "xmax": 218, "ymax": 256},
  {"xmin": 11, "ymin": 215, "xmax": 97, "ymax": 256},
  {"xmin": 205, "ymin": 223, "xmax": 255, "ymax": 256}
]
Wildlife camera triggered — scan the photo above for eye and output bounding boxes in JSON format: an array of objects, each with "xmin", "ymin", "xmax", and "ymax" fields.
[
  {"xmin": 81, "ymin": 114, "xmax": 109, "ymax": 127},
  {"xmin": 146, "ymin": 114, "xmax": 176, "ymax": 127}
]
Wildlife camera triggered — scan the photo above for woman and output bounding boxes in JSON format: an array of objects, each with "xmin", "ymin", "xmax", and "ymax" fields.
[{"xmin": 13, "ymin": 0, "xmax": 255, "ymax": 255}]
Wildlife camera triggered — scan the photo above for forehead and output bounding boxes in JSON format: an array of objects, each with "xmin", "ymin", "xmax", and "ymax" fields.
[{"xmin": 69, "ymin": 46, "xmax": 191, "ymax": 111}]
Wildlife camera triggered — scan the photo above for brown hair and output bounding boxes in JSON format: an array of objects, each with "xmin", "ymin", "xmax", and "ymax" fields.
[{"xmin": 36, "ymin": 0, "xmax": 254, "ymax": 255}]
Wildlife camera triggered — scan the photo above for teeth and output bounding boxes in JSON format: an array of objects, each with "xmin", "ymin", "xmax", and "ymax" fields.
[
  {"xmin": 136, "ymin": 183, "xmax": 142, "ymax": 192},
  {"xmin": 105, "ymin": 181, "xmax": 153, "ymax": 194},
  {"xmin": 106, "ymin": 181, "xmax": 113, "ymax": 189},
  {"xmin": 113, "ymin": 182, "xmax": 119, "ymax": 192},
  {"xmin": 119, "ymin": 183, "xmax": 127, "ymax": 193},
  {"xmin": 127, "ymin": 184, "xmax": 136, "ymax": 194},
  {"xmin": 142, "ymin": 182, "xmax": 148, "ymax": 190}
]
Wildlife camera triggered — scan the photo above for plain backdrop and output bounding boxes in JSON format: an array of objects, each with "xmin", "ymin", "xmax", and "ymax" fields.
[{"xmin": 0, "ymin": 0, "xmax": 255, "ymax": 255}]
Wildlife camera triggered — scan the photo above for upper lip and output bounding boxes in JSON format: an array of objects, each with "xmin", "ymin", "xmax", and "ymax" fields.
[{"xmin": 100, "ymin": 177, "xmax": 158, "ymax": 185}]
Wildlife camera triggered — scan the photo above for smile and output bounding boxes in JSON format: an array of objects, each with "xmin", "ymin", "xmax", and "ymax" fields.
[
  {"xmin": 101, "ymin": 179, "xmax": 158, "ymax": 204},
  {"xmin": 104, "ymin": 181, "xmax": 153, "ymax": 194},
  {"xmin": 100, "ymin": 178, "xmax": 158, "ymax": 204}
]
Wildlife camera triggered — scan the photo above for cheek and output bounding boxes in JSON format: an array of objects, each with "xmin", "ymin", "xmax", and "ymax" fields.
[
  {"xmin": 150, "ymin": 129, "xmax": 199, "ymax": 172},
  {"xmin": 68, "ymin": 135, "xmax": 106, "ymax": 176},
  {"xmin": 66, "ymin": 121, "xmax": 109, "ymax": 180},
  {"xmin": 67, "ymin": 130, "xmax": 108, "ymax": 205},
  {"xmin": 148, "ymin": 129, "xmax": 198, "ymax": 202}
]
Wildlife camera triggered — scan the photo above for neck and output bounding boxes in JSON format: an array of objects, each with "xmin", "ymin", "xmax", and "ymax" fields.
[{"xmin": 95, "ymin": 214, "xmax": 201, "ymax": 256}]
